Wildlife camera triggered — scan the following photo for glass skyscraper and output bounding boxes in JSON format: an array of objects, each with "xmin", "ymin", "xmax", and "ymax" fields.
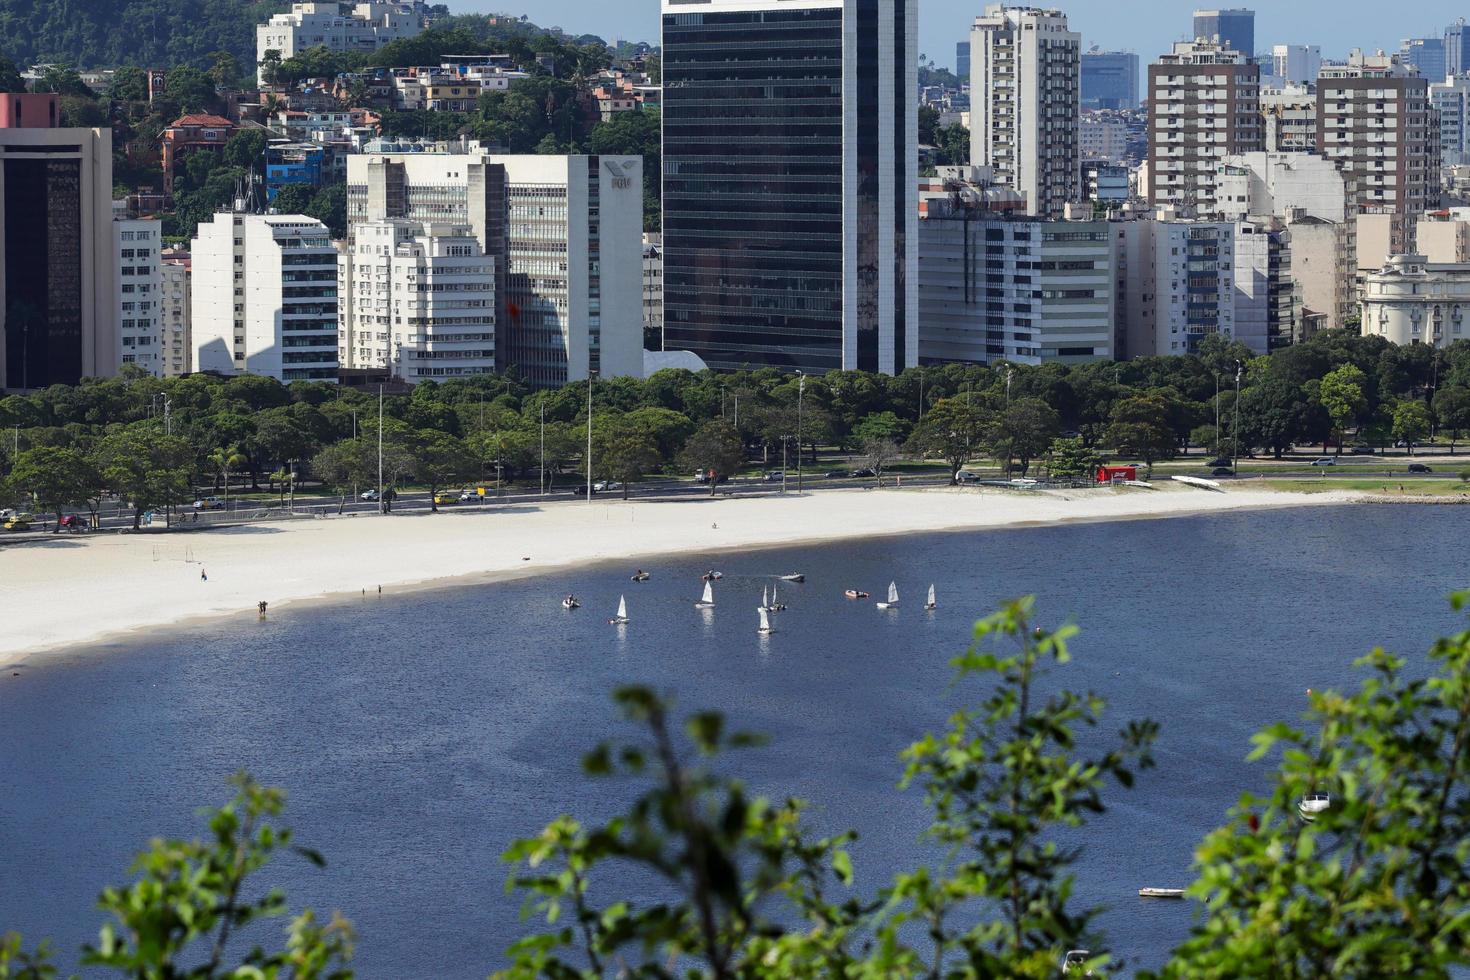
[
  {"xmin": 660, "ymin": 0, "xmax": 917, "ymax": 374},
  {"xmin": 1081, "ymin": 51, "xmax": 1140, "ymax": 110},
  {"xmin": 1191, "ymin": 8, "xmax": 1254, "ymax": 56}
]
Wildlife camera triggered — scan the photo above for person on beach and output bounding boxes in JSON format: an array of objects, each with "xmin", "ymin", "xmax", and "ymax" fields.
[{"xmin": 201, "ymin": 569, "xmax": 207, "ymax": 582}]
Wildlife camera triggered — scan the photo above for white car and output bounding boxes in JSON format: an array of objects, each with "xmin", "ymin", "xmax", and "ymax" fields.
[
  {"xmin": 593, "ymin": 481, "xmax": 623, "ymax": 493},
  {"xmin": 458, "ymin": 490, "xmax": 478, "ymax": 503},
  {"xmin": 0, "ymin": 508, "xmax": 14, "ymax": 520},
  {"xmin": 1311, "ymin": 457, "xmax": 1335, "ymax": 467},
  {"xmin": 360, "ymin": 489, "xmax": 380, "ymax": 500}
]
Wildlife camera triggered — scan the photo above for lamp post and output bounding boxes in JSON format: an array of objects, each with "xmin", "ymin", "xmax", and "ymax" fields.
[
  {"xmin": 1232, "ymin": 362, "xmax": 1243, "ymax": 476},
  {"xmin": 796, "ymin": 370, "xmax": 805, "ymax": 494}
]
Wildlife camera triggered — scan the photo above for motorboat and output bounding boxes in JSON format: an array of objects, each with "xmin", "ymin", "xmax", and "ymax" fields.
[
  {"xmin": 779, "ymin": 574, "xmax": 805, "ymax": 583},
  {"xmin": 876, "ymin": 581, "xmax": 900, "ymax": 610},
  {"xmin": 701, "ymin": 570, "xmax": 724, "ymax": 582},
  {"xmin": 1138, "ymin": 887, "xmax": 1185, "ymax": 899},
  {"xmin": 609, "ymin": 595, "xmax": 630, "ymax": 624},
  {"xmin": 924, "ymin": 584, "xmax": 937, "ymax": 611},
  {"xmin": 630, "ymin": 570, "xmax": 650, "ymax": 582},
  {"xmin": 1298, "ymin": 792, "xmax": 1331, "ymax": 822},
  {"xmin": 695, "ymin": 581, "xmax": 715, "ymax": 609},
  {"xmin": 844, "ymin": 589, "xmax": 870, "ymax": 600},
  {"xmin": 562, "ymin": 596, "xmax": 580, "ymax": 610}
]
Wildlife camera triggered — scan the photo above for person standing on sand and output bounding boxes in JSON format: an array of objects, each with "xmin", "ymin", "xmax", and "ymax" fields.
[{"xmin": 201, "ymin": 569, "xmax": 207, "ymax": 582}]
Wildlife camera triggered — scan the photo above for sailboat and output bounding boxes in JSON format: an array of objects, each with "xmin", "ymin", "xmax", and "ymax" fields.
[
  {"xmin": 771, "ymin": 581, "xmax": 787, "ymax": 612},
  {"xmin": 876, "ymin": 581, "xmax": 900, "ymax": 610},
  {"xmin": 760, "ymin": 585, "xmax": 771, "ymax": 612},
  {"xmin": 609, "ymin": 595, "xmax": 630, "ymax": 624},
  {"xmin": 757, "ymin": 605, "xmax": 774, "ymax": 634},
  {"xmin": 695, "ymin": 581, "xmax": 715, "ymax": 609},
  {"xmin": 925, "ymin": 584, "xmax": 936, "ymax": 611}
]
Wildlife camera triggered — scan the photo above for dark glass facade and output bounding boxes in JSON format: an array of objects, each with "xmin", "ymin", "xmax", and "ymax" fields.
[
  {"xmin": 4, "ymin": 158, "xmax": 82, "ymax": 389},
  {"xmin": 664, "ymin": 2, "xmax": 913, "ymax": 374}
]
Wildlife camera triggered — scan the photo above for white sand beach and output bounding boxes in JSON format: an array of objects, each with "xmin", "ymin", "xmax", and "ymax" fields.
[{"xmin": 0, "ymin": 485, "xmax": 1366, "ymax": 664}]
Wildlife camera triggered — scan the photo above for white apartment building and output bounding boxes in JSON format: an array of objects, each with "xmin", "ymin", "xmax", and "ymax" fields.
[
  {"xmin": 1079, "ymin": 113, "xmax": 1128, "ymax": 164},
  {"xmin": 970, "ymin": 4, "xmax": 1081, "ymax": 218},
  {"xmin": 1432, "ymin": 74, "xmax": 1470, "ymax": 167},
  {"xmin": 191, "ymin": 213, "xmax": 339, "ymax": 383},
  {"xmin": 1147, "ymin": 39, "xmax": 1263, "ymax": 216},
  {"xmin": 257, "ymin": 3, "xmax": 422, "ymax": 82},
  {"xmin": 1261, "ymin": 84, "xmax": 1317, "ymax": 152},
  {"xmin": 160, "ymin": 249, "xmax": 191, "ymax": 377},
  {"xmin": 1361, "ymin": 253, "xmax": 1470, "ymax": 347},
  {"xmin": 347, "ymin": 149, "xmax": 644, "ymax": 387},
  {"xmin": 917, "ymin": 168, "xmax": 1113, "ymax": 365},
  {"xmin": 1270, "ymin": 45, "xmax": 1322, "ymax": 86},
  {"xmin": 114, "ymin": 218, "xmax": 163, "ymax": 376},
  {"xmin": 338, "ymin": 220, "xmax": 495, "ymax": 381}
]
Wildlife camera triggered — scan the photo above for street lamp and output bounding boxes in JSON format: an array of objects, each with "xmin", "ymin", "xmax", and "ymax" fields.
[{"xmin": 1232, "ymin": 361, "xmax": 1243, "ymax": 476}]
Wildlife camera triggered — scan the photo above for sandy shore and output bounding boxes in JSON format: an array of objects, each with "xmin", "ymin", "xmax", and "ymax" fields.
[{"xmin": 0, "ymin": 485, "xmax": 1366, "ymax": 665}]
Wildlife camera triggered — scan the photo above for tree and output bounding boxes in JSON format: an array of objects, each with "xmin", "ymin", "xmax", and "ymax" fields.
[
  {"xmin": 1162, "ymin": 592, "xmax": 1470, "ymax": 978},
  {"xmin": 1433, "ymin": 386, "xmax": 1470, "ymax": 452},
  {"xmin": 207, "ymin": 50, "xmax": 243, "ymax": 91},
  {"xmin": 907, "ymin": 397, "xmax": 989, "ymax": 484},
  {"xmin": 312, "ymin": 439, "xmax": 376, "ymax": 514},
  {"xmin": 0, "ymin": 56, "xmax": 24, "ymax": 94},
  {"xmin": 94, "ymin": 428, "xmax": 193, "ymax": 528},
  {"xmin": 592, "ymin": 425, "xmax": 661, "ymax": 499},
  {"xmin": 678, "ymin": 420, "xmax": 744, "ymax": 495},
  {"xmin": 270, "ymin": 184, "xmax": 315, "ymax": 215},
  {"xmin": 4, "ymin": 446, "xmax": 98, "ymax": 529},
  {"xmin": 861, "ymin": 436, "xmax": 902, "ymax": 488},
  {"xmin": 989, "ymin": 397, "xmax": 1059, "ymax": 475},
  {"xmin": 412, "ymin": 432, "xmax": 477, "ymax": 511},
  {"xmin": 1318, "ymin": 363, "xmax": 1369, "ymax": 453},
  {"xmin": 1391, "ymin": 399, "xmax": 1432, "ymax": 455},
  {"xmin": 851, "ymin": 410, "xmax": 910, "ymax": 449},
  {"xmin": 221, "ymin": 129, "xmax": 266, "ymax": 170},
  {"xmin": 207, "ymin": 445, "xmax": 247, "ymax": 507},
  {"xmin": 1105, "ymin": 394, "xmax": 1177, "ymax": 476},
  {"xmin": 164, "ymin": 66, "xmax": 217, "ymax": 114},
  {"xmin": 1044, "ymin": 436, "xmax": 1100, "ymax": 481}
]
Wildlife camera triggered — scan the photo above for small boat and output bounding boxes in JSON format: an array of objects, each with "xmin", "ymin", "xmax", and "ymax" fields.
[
  {"xmin": 770, "ymin": 582, "xmax": 787, "ymax": 612},
  {"xmin": 1138, "ymin": 887, "xmax": 1185, "ymax": 899},
  {"xmin": 924, "ymin": 584, "xmax": 937, "ymax": 611},
  {"xmin": 695, "ymin": 581, "xmax": 715, "ymax": 609},
  {"xmin": 630, "ymin": 570, "xmax": 650, "ymax": 582},
  {"xmin": 609, "ymin": 595, "xmax": 629, "ymax": 625},
  {"xmin": 779, "ymin": 573, "xmax": 805, "ymax": 583},
  {"xmin": 562, "ymin": 596, "xmax": 580, "ymax": 610},
  {"xmin": 876, "ymin": 581, "xmax": 900, "ymax": 610},
  {"xmin": 701, "ymin": 570, "xmax": 724, "ymax": 581},
  {"xmin": 844, "ymin": 589, "xmax": 870, "ymax": 600},
  {"xmin": 757, "ymin": 605, "xmax": 774, "ymax": 634},
  {"xmin": 1298, "ymin": 792, "xmax": 1331, "ymax": 822}
]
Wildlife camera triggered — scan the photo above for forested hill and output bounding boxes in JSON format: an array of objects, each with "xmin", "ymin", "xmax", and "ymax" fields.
[{"xmin": 0, "ymin": 0, "xmax": 290, "ymax": 70}]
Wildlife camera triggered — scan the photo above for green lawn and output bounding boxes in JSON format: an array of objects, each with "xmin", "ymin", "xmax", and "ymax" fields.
[{"xmin": 1261, "ymin": 478, "xmax": 1470, "ymax": 497}]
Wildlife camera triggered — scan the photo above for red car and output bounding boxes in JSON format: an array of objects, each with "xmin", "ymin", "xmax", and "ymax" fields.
[{"xmin": 57, "ymin": 514, "xmax": 87, "ymax": 532}]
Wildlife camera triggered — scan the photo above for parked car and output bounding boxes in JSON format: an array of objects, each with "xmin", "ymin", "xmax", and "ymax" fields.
[
  {"xmin": 1311, "ymin": 457, "xmax": 1336, "ymax": 466},
  {"xmin": 458, "ymin": 490, "xmax": 480, "ymax": 502},
  {"xmin": 763, "ymin": 470, "xmax": 785, "ymax": 482},
  {"xmin": 57, "ymin": 514, "xmax": 87, "ymax": 531},
  {"xmin": 850, "ymin": 467, "xmax": 876, "ymax": 478},
  {"xmin": 956, "ymin": 471, "xmax": 983, "ymax": 483},
  {"xmin": 693, "ymin": 471, "xmax": 710, "ymax": 484},
  {"xmin": 432, "ymin": 492, "xmax": 459, "ymax": 505},
  {"xmin": 1206, "ymin": 457, "xmax": 1231, "ymax": 468},
  {"xmin": 1211, "ymin": 467, "xmax": 1234, "ymax": 477},
  {"xmin": 1350, "ymin": 445, "xmax": 1375, "ymax": 455},
  {"xmin": 193, "ymin": 497, "xmax": 225, "ymax": 510},
  {"xmin": 0, "ymin": 507, "xmax": 14, "ymax": 520},
  {"xmin": 1395, "ymin": 440, "xmax": 1416, "ymax": 449},
  {"xmin": 1408, "ymin": 463, "xmax": 1433, "ymax": 473},
  {"xmin": 3, "ymin": 515, "xmax": 31, "ymax": 530},
  {"xmin": 593, "ymin": 480, "xmax": 624, "ymax": 493},
  {"xmin": 360, "ymin": 489, "xmax": 380, "ymax": 501},
  {"xmin": 823, "ymin": 469, "xmax": 849, "ymax": 479}
]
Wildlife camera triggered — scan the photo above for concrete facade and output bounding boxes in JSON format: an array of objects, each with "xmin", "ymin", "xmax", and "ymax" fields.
[
  {"xmin": 160, "ymin": 249, "xmax": 191, "ymax": 377},
  {"xmin": 1361, "ymin": 253, "xmax": 1470, "ymax": 347},
  {"xmin": 114, "ymin": 218, "xmax": 163, "ymax": 377},
  {"xmin": 258, "ymin": 2, "xmax": 422, "ymax": 82}
]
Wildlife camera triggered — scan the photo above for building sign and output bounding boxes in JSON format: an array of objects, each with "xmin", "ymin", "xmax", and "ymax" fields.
[{"xmin": 604, "ymin": 159, "xmax": 635, "ymax": 190}]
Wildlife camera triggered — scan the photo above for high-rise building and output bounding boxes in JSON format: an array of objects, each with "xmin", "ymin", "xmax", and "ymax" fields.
[
  {"xmin": 338, "ymin": 220, "xmax": 495, "ymax": 381},
  {"xmin": 160, "ymin": 248, "xmax": 191, "ymax": 377},
  {"xmin": 347, "ymin": 150, "xmax": 644, "ymax": 386},
  {"xmin": 1192, "ymin": 8, "xmax": 1255, "ymax": 56},
  {"xmin": 660, "ymin": 0, "xmax": 918, "ymax": 374},
  {"xmin": 1318, "ymin": 51, "xmax": 1436, "ymax": 254},
  {"xmin": 1079, "ymin": 112, "xmax": 1129, "ymax": 163},
  {"xmin": 1147, "ymin": 40, "xmax": 1263, "ymax": 216},
  {"xmin": 1432, "ymin": 75, "xmax": 1470, "ymax": 166},
  {"xmin": 0, "ymin": 93, "xmax": 117, "ymax": 391},
  {"xmin": 642, "ymin": 233, "xmax": 663, "ymax": 351},
  {"xmin": 1400, "ymin": 37, "xmax": 1447, "ymax": 83},
  {"xmin": 1081, "ymin": 50, "xmax": 1140, "ymax": 110},
  {"xmin": 1447, "ymin": 19, "xmax": 1469, "ymax": 76},
  {"xmin": 1261, "ymin": 84, "xmax": 1318, "ymax": 152},
  {"xmin": 1270, "ymin": 45, "xmax": 1321, "ymax": 86},
  {"xmin": 257, "ymin": 3, "xmax": 422, "ymax": 83},
  {"xmin": 191, "ymin": 213, "xmax": 340, "ymax": 383},
  {"xmin": 956, "ymin": 41, "xmax": 971, "ymax": 82},
  {"xmin": 114, "ymin": 218, "xmax": 163, "ymax": 377},
  {"xmin": 970, "ymin": 4, "xmax": 1080, "ymax": 218}
]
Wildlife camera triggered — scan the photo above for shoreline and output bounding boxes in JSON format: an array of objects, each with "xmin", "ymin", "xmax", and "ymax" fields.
[{"xmin": 0, "ymin": 486, "xmax": 1381, "ymax": 668}]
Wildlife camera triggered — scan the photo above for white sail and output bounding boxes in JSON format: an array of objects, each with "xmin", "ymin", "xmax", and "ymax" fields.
[
  {"xmin": 927, "ymin": 584, "xmax": 936, "ymax": 607},
  {"xmin": 617, "ymin": 595, "xmax": 627, "ymax": 620},
  {"xmin": 702, "ymin": 581, "xmax": 714, "ymax": 605},
  {"xmin": 772, "ymin": 582, "xmax": 779, "ymax": 604},
  {"xmin": 758, "ymin": 606, "xmax": 771, "ymax": 632},
  {"xmin": 887, "ymin": 581, "xmax": 899, "ymax": 604},
  {"xmin": 762, "ymin": 585, "xmax": 769, "ymax": 608}
]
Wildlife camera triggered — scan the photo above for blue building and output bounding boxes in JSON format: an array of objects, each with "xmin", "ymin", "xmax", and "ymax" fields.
[
  {"xmin": 957, "ymin": 41, "xmax": 970, "ymax": 81},
  {"xmin": 1081, "ymin": 51, "xmax": 1139, "ymax": 109},
  {"xmin": 1401, "ymin": 36, "xmax": 1447, "ymax": 82},
  {"xmin": 264, "ymin": 142, "xmax": 326, "ymax": 203},
  {"xmin": 1192, "ymin": 8, "xmax": 1254, "ymax": 56}
]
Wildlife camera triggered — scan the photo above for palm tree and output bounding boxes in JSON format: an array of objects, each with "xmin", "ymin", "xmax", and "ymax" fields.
[{"xmin": 208, "ymin": 445, "xmax": 247, "ymax": 512}]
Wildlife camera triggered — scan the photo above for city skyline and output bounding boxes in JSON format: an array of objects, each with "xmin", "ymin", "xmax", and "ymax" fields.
[{"xmin": 468, "ymin": 0, "xmax": 1470, "ymax": 71}]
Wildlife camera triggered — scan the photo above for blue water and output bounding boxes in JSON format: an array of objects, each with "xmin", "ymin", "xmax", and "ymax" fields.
[{"xmin": 3, "ymin": 504, "xmax": 1466, "ymax": 976}]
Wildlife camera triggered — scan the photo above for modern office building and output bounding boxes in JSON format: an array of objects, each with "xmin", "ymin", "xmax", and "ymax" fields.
[
  {"xmin": 1147, "ymin": 39, "xmax": 1263, "ymax": 216},
  {"xmin": 956, "ymin": 41, "xmax": 971, "ymax": 82},
  {"xmin": 114, "ymin": 218, "xmax": 163, "ymax": 376},
  {"xmin": 1192, "ymin": 8, "xmax": 1254, "ymax": 56},
  {"xmin": 191, "ymin": 213, "xmax": 339, "ymax": 383},
  {"xmin": 1432, "ymin": 74, "xmax": 1470, "ymax": 167},
  {"xmin": 347, "ymin": 149, "xmax": 644, "ymax": 386},
  {"xmin": 1400, "ymin": 37, "xmax": 1447, "ymax": 83},
  {"xmin": 1361, "ymin": 253, "xmax": 1470, "ymax": 347},
  {"xmin": 1270, "ymin": 45, "xmax": 1321, "ymax": 86},
  {"xmin": 916, "ymin": 167, "xmax": 1114, "ymax": 366},
  {"xmin": 160, "ymin": 248, "xmax": 191, "ymax": 377},
  {"xmin": 1318, "ymin": 51, "xmax": 1436, "ymax": 254},
  {"xmin": 338, "ymin": 219, "xmax": 495, "ymax": 381},
  {"xmin": 0, "ymin": 95, "xmax": 117, "ymax": 391},
  {"xmin": 1081, "ymin": 50, "xmax": 1140, "ymax": 110},
  {"xmin": 970, "ymin": 4, "xmax": 1080, "ymax": 218},
  {"xmin": 257, "ymin": 2, "xmax": 422, "ymax": 83},
  {"xmin": 1448, "ymin": 19, "xmax": 1469, "ymax": 76},
  {"xmin": 660, "ymin": 0, "xmax": 918, "ymax": 374}
]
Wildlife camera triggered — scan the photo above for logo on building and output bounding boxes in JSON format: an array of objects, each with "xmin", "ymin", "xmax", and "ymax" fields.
[{"xmin": 604, "ymin": 159, "xmax": 635, "ymax": 190}]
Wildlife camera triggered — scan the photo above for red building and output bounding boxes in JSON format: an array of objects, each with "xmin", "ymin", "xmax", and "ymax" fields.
[
  {"xmin": 0, "ymin": 93, "xmax": 59, "ymax": 129},
  {"xmin": 160, "ymin": 113, "xmax": 235, "ymax": 194}
]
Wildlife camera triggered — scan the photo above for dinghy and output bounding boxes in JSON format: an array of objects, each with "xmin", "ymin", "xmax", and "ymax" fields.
[
  {"xmin": 876, "ymin": 581, "xmax": 900, "ymax": 610},
  {"xmin": 609, "ymin": 595, "xmax": 629, "ymax": 624},
  {"xmin": 695, "ymin": 581, "xmax": 715, "ymax": 609}
]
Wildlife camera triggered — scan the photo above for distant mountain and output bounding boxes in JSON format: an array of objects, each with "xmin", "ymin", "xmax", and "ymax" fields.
[{"xmin": 0, "ymin": 0, "xmax": 290, "ymax": 70}]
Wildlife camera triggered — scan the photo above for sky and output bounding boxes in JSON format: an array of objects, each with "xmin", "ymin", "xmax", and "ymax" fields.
[{"xmin": 458, "ymin": 0, "xmax": 1470, "ymax": 70}]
